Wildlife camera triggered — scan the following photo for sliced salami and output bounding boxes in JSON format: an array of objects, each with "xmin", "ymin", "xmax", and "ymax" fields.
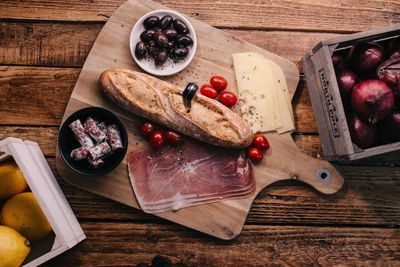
[
  {"xmin": 107, "ymin": 124, "xmax": 123, "ymax": 151},
  {"xmin": 70, "ymin": 147, "xmax": 89, "ymax": 160},
  {"xmin": 84, "ymin": 117, "xmax": 107, "ymax": 143},
  {"xmin": 69, "ymin": 119, "xmax": 94, "ymax": 148},
  {"xmin": 88, "ymin": 142, "xmax": 112, "ymax": 161}
]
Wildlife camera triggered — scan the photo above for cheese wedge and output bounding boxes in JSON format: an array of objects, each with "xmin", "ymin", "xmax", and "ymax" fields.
[
  {"xmin": 232, "ymin": 52, "xmax": 295, "ymax": 134},
  {"xmin": 233, "ymin": 52, "xmax": 277, "ymax": 132},
  {"xmin": 267, "ymin": 59, "xmax": 295, "ymax": 134}
]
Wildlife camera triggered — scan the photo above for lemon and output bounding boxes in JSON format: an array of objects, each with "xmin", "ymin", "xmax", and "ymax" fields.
[
  {"xmin": 0, "ymin": 161, "xmax": 28, "ymax": 200},
  {"xmin": 2, "ymin": 192, "xmax": 52, "ymax": 242},
  {"xmin": 0, "ymin": 225, "xmax": 31, "ymax": 267}
]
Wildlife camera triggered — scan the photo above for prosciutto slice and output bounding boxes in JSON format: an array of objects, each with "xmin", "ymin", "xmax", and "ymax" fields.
[{"xmin": 128, "ymin": 140, "xmax": 255, "ymax": 213}]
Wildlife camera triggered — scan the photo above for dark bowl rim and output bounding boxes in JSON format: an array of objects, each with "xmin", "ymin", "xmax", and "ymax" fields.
[{"xmin": 58, "ymin": 106, "xmax": 128, "ymax": 176}]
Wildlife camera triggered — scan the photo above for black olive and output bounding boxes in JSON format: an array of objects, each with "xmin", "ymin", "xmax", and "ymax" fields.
[
  {"xmin": 173, "ymin": 19, "xmax": 189, "ymax": 34},
  {"xmin": 151, "ymin": 255, "xmax": 172, "ymax": 267},
  {"xmin": 140, "ymin": 29, "xmax": 156, "ymax": 43},
  {"xmin": 177, "ymin": 35, "xmax": 193, "ymax": 47},
  {"xmin": 163, "ymin": 28, "xmax": 178, "ymax": 41},
  {"xmin": 165, "ymin": 41, "xmax": 175, "ymax": 50},
  {"xmin": 173, "ymin": 47, "xmax": 189, "ymax": 58},
  {"xmin": 153, "ymin": 31, "xmax": 169, "ymax": 47},
  {"xmin": 135, "ymin": 41, "xmax": 147, "ymax": 59},
  {"xmin": 143, "ymin": 16, "xmax": 159, "ymax": 29},
  {"xmin": 155, "ymin": 51, "xmax": 168, "ymax": 66},
  {"xmin": 135, "ymin": 263, "xmax": 149, "ymax": 267},
  {"xmin": 159, "ymin": 15, "xmax": 173, "ymax": 30}
]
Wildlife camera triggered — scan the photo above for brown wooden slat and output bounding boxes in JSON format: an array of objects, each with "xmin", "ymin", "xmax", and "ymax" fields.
[
  {"xmin": 2, "ymin": 0, "xmax": 400, "ymax": 33},
  {"xmin": 44, "ymin": 222, "xmax": 400, "ymax": 266},
  {"xmin": 0, "ymin": 66, "xmax": 78, "ymax": 125},
  {"xmin": 0, "ymin": 66, "xmax": 318, "ymax": 132},
  {"xmin": 0, "ymin": 21, "xmax": 340, "ymax": 67},
  {"xmin": 0, "ymin": 126, "xmax": 57, "ymax": 156},
  {"xmin": 43, "ymin": 157, "xmax": 400, "ymax": 226},
  {"xmin": 0, "ymin": 22, "xmax": 102, "ymax": 67}
]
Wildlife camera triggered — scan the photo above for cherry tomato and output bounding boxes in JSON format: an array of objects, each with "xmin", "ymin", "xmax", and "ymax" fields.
[
  {"xmin": 140, "ymin": 122, "xmax": 155, "ymax": 137},
  {"xmin": 210, "ymin": 76, "xmax": 228, "ymax": 91},
  {"xmin": 252, "ymin": 134, "xmax": 270, "ymax": 150},
  {"xmin": 219, "ymin": 91, "xmax": 238, "ymax": 107},
  {"xmin": 165, "ymin": 130, "xmax": 183, "ymax": 144},
  {"xmin": 248, "ymin": 147, "xmax": 263, "ymax": 162},
  {"xmin": 200, "ymin": 85, "xmax": 218, "ymax": 99},
  {"xmin": 150, "ymin": 131, "xmax": 165, "ymax": 149}
]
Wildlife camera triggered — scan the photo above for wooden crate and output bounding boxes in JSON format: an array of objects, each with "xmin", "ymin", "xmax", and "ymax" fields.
[
  {"xmin": 302, "ymin": 24, "xmax": 400, "ymax": 161},
  {"xmin": 0, "ymin": 137, "xmax": 85, "ymax": 266}
]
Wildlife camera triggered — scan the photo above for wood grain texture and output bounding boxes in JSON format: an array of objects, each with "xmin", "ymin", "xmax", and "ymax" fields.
[
  {"xmin": 0, "ymin": 22, "xmax": 102, "ymax": 67},
  {"xmin": 44, "ymin": 222, "xmax": 400, "ymax": 266},
  {"xmin": 2, "ymin": 0, "xmax": 400, "ymax": 33},
  {"xmin": 0, "ymin": 21, "xmax": 340, "ymax": 67},
  {"xmin": 1, "ymin": 0, "xmax": 399, "ymax": 263},
  {"xmin": 0, "ymin": 66, "xmax": 78, "ymax": 125}
]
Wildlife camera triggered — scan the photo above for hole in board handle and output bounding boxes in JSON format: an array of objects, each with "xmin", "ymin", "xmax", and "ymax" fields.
[{"xmin": 316, "ymin": 168, "xmax": 331, "ymax": 184}]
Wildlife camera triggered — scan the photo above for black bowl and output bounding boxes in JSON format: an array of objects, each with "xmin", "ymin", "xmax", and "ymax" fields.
[{"xmin": 58, "ymin": 107, "xmax": 128, "ymax": 176}]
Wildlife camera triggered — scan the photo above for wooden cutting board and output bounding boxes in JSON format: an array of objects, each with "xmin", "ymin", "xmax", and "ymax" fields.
[{"xmin": 56, "ymin": 0, "xmax": 344, "ymax": 240}]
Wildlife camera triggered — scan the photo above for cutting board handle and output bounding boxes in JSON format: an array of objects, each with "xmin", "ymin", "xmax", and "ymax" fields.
[
  {"xmin": 294, "ymin": 157, "xmax": 344, "ymax": 194},
  {"xmin": 262, "ymin": 134, "xmax": 344, "ymax": 195}
]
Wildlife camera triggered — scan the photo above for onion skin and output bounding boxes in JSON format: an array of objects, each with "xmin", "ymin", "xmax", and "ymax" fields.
[
  {"xmin": 347, "ymin": 42, "xmax": 385, "ymax": 77},
  {"xmin": 351, "ymin": 80, "xmax": 394, "ymax": 124},
  {"xmin": 347, "ymin": 113, "xmax": 377, "ymax": 149},
  {"xmin": 336, "ymin": 69, "xmax": 358, "ymax": 108},
  {"xmin": 377, "ymin": 56, "xmax": 400, "ymax": 104},
  {"xmin": 379, "ymin": 112, "xmax": 400, "ymax": 144}
]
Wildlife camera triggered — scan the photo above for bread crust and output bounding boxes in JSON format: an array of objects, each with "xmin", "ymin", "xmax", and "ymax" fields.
[{"xmin": 99, "ymin": 68, "xmax": 252, "ymax": 148}]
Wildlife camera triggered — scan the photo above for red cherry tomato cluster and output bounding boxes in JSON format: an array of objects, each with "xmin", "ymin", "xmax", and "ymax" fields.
[
  {"xmin": 200, "ymin": 75, "xmax": 238, "ymax": 108},
  {"xmin": 248, "ymin": 134, "xmax": 270, "ymax": 162},
  {"xmin": 139, "ymin": 122, "xmax": 183, "ymax": 149}
]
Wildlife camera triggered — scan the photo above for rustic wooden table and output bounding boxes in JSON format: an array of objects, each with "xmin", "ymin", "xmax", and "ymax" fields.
[{"xmin": 1, "ymin": 1, "xmax": 400, "ymax": 266}]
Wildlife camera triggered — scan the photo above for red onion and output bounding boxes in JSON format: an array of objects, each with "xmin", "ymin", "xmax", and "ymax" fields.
[
  {"xmin": 377, "ymin": 55, "xmax": 400, "ymax": 88},
  {"xmin": 351, "ymin": 80, "xmax": 394, "ymax": 124},
  {"xmin": 347, "ymin": 42, "xmax": 385, "ymax": 77},
  {"xmin": 347, "ymin": 113, "xmax": 377, "ymax": 149},
  {"xmin": 336, "ymin": 69, "xmax": 358, "ymax": 108},
  {"xmin": 379, "ymin": 111, "xmax": 400, "ymax": 144}
]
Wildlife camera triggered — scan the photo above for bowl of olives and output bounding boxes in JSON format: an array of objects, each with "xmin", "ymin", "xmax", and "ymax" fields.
[{"xmin": 130, "ymin": 10, "xmax": 197, "ymax": 76}]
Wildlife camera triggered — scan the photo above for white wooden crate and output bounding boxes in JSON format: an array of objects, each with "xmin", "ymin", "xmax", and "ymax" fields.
[{"xmin": 0, "ymin": 137, "xmax": 85, "ymax": 267}]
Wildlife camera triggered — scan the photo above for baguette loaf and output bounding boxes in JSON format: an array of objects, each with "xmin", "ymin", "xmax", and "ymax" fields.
[{"xmin": 99, "ymin": 68, "xmax": 252, "ymax": 148}]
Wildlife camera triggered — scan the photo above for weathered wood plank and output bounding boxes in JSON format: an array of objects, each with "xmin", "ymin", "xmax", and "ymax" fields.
[
  {"xmin": 43, "ymin": 158, "xmax": 400, "ymax": 226},
  {"xmin": 2, "ymin": 0, "xmax": 400, "ymax": 33},
  {"xmin": 44, "ymin": 222, "xmax": 400, "ymax": 266},
  {"xmin": 0, "ymin": 22, "xmax": 102, "ymax": 67},
  {"xmin": 0, "ymin": 66, "xmax": 78, "ymax": 125},
  {"xmin": 0, "ymin": 126, "xmax": 57, "ymax": 156},
  {"xmin": 0, "ymin": 66, "xmax": 318, "ymax": 132},
  {"xmin": 0, "ymin": 21, "xmax": 339, "ymax": 67}
]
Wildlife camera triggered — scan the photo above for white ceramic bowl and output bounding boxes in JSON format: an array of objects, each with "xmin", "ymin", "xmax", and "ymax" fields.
[{"xmin": 129, "ymin": 9, "xmax": 197, "ymax": 77}]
